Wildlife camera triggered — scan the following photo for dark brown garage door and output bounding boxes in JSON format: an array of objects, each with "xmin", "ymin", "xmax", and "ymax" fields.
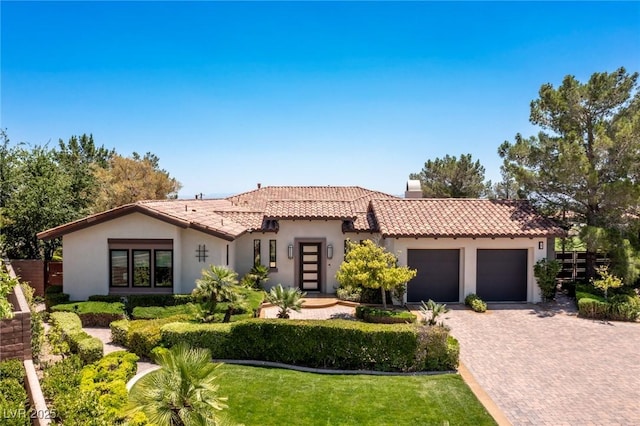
[
  {"xmin": 477, "ymin": 249, "xmax": 527, "ymax": 302},
  {"xmin": 407, "ymin": 249, "xmax": 460, "ymax": 303}
]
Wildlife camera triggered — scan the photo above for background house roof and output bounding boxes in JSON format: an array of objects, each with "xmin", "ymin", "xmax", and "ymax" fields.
[{"xmin": 371, "ymin": 198, "xmax": 566, "ymax": 238}]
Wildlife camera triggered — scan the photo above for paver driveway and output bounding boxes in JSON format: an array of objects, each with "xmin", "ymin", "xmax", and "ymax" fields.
[{"xmin": 443, "ymin": 296, "xmax": 640, "ymax": 426}]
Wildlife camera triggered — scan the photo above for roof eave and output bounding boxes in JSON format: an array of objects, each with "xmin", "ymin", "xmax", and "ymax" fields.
[{"xmin": 37, "ymin": 204, "xmax": 190, "ymax": 241}]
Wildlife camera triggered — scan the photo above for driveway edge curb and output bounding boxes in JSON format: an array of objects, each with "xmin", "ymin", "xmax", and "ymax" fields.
[{"xmin": 458, "ymin": 361, "xmax": 512, "ymax": 426}]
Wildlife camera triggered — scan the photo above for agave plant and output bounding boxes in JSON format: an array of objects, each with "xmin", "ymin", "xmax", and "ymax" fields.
[
  {"xmin": 420, "ymin": 299, "xmax": 450, "ymax": 326},
  {"xmin": 266, "ymin": 284, "xmax": 306, "ymax": 319},
  {"xmin": 126, "ymin": 343, "xmax": 227, "ymax": 425}
]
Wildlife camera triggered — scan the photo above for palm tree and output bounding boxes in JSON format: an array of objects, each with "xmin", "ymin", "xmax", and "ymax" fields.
[
  {"xmin": 221, "ymin": 290, "xmax": 248, "ymax": 323},
  {"xmin": 192, "ymin": 265, "xmax": 238, "ymax": 322},
  {"xmin": 266, "ymin": 284, "xmax": 306, "ymax": 319},
  {"xmin": 126, "ymin": 343, "xmax": 227, "ymax": 426}
]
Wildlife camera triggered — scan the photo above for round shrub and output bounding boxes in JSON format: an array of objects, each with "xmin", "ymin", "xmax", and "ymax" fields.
[{"xmin": 464, "ymin": 294, "xmax": 487, "ymax": 313}]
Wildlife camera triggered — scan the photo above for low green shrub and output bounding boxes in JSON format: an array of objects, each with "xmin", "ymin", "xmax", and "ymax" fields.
[
  {"xmin": 336, "ymin": 286, "xmax": 362, "ymax": 302},
  {"xmin": 161, "ymin": 322, "xmax": 233, "ymax": 359},
  {"xmin": 470, "ymin": 299, "xmax": 487, "ymax": 313},
  {"xmin": 44, "ymin": 285, "xmax": 70, "ymax": 311},
  {"xmin": 42, "ymin": 352, "xmax": 139, "ymax": 425},
  {"xmin": 132, "ymin": 303, "xmax": 200, "ymax": 320},
  {"xmin": 110, "ymin": 319, "xmax": 129, "ymax": 346},
  {"xmin": 576, "ymin": 291, "xmax": 640, "ymax": 321},
  {"xmin": 355, "ymin": 306, "xmax": 416, "ymax": 323},
  {"xmin": 464, "ymin": 294, "xmax": 487, "ymax": 313},
  {"xmin": 79, "ymin": 351, "xmax": 139, "ymax": 421},
  {"xmin": 0, "ymin": 360, "xmax": 28, "ymax": 426},
  {"xmin": 87, "ymin": 295, "xmax": 123, "ymax": 303},
  {"xmin": 49, "ymin": 311, "xmax": 103, "ymax": 364},
  {"xmin": 77, "ymin": 337, "xmax": 104, "ymax": 365},
  {"xmin": 0, "ymin": 377, "xmax": 29, "ymax": 426},
  {"xmin": 51, "ymin": 301, "xmax": 126, "ymax": 326},
  {"xmin": 125, "ymin": 315, "xmax": 191, "ymax": 357},
  {"xmin": 88, "ymin": 293, "xmax": 193, "ymax": 315},
  {"xmin": 161, "ymin": 319, "xmax": 459, "ymax": 372},
  {"xmin": 415, "ymin": 325, "xmax": 460, "ymax": 371},
  {"xmin": 0, "ymin": 358, "xmax": 25, "ymax": 383},
  {"xmin": 577, "ymin": 298, "xmax": 609, "ymax": 320}
]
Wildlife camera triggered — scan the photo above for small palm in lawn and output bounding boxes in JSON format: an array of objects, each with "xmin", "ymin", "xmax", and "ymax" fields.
[
  {"xmin": 420, "ymin": 299, "xmax": 450, "ymax": 326},
  {"xmin": 126, "ymin": 343, "xmax": 227, "ymax": 426},
  {"xmin": 267, "ymin": 284, "xmax": 306, "ymax": 319},
  {"xmin": 192, "ymin": 265, "xmax": 239, "ymax": 323},
  {"xmin": 222, "ymin": 290, "xmax": 248, "ymax": 323}
]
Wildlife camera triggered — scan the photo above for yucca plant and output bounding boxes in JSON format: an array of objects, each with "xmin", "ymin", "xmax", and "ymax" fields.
[
  {"xmin": 266, "ymin": 284, "xmax": 306, "ymax": 319},
  {"xmin": 419, "ymin": 299, "xmax": 450, "ymax": 326},
  {"xmin": 126, "ymin": 343, "xmax": 227, "ymax": 426}
]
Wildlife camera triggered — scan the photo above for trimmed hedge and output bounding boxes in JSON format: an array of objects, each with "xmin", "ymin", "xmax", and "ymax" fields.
[
  {"xmin": 88, "ymin": 293, "xmax": 193, "ymax": 315},
  {"xmin": 576, "ymin": 292, "xmax": 640, "ymax": 321},
  {"xmin": 111, "ymin": 315, "xmax": 191, "ymax": 357},
  {"xmin": 79, "ymin": 351, "xmax": 139, "ymax": 421},
  {"xmin": 42, "ymin": 352, "xmax": 140, "ymax": 425},
  {"xmin": 0, "ymin": 359, "xmax": 29, "ymax": 426},
  {"xmin": 45, "ymin": 285, "xmax": 70, "ymax": 311},
  {"xmin": 132, "ymin": 303, "xmax": 200, "ymax": 320},
  {"xmin": 51, "ymin": 301, "xmax": 126, "ymax": 327},
  {"xmin": 49, "ymin": 311, "xmax": 103, "ymax": 364},
  {"xmin": 355, "ymin": 306, "xmax": 417, "ymax": 324},
  {"xmin": 161, "ymin": 319, "xmax": 459, "ymax": 372}
]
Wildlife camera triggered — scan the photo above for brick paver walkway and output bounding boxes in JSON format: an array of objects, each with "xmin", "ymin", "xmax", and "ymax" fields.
[
  {"xmin": 261, "ymin": 304, "xmax": 356, "ymax": 320},
  {"xmin": 443, "ymin": 297, "xmax": 640, "ymax": 426}
]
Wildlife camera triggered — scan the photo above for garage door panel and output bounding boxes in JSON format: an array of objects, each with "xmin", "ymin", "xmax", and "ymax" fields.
[
  {"xmin": 477, "ymin": 249, "xmax": 527, "ymax": 302},
  {"xmin": 407, "ymin": 249, "xmax": 459, "ymax": 303}
]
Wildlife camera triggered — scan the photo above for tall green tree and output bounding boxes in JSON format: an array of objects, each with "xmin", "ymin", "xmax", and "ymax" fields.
[
  {"xmin": 410, "ymin": 154, "xmax": 489, "ymax": 198},
  {"xmin": 56, "ymin": 134, "xmax": 114, "ymax": 215},
  {"xmin": 94, "ymin": 153, "xmax": 182, "ymax": 211},
  {"xmin": 3, "ymin": 145, "xmax": 73, "ymax": 260},
  {"xmin": 499, "ymin": 67, "xmax": 640, "ymax": 279}
]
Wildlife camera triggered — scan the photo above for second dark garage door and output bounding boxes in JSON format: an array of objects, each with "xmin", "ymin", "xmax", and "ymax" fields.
[
  {"xmin": 476, "ymin": 249, "xmax": 527, "ymax": 302},
  {"xmin": 407, "ymin": 249, "xmax": 460, "ymax": 303}
]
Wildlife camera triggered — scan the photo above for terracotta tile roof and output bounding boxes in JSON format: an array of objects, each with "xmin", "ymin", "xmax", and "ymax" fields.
[
  {"xmin": 371, "ymin": 199, "xmax": 566, "ymax": 238},
  {"xmin": 37, "ymin": 186, "xmax": 564, "ymax": 241},
  {"xmin": 264, "ymin": 200, "xmax": 356, "ymax": 220}
]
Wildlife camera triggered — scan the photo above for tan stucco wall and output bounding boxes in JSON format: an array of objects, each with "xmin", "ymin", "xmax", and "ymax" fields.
[
  {"xmin": 385, "ymin": 237, "xmax": 549, "ymax": 303},
  {"xmin": 62, "ymin": 213, "xmax": 230, "ymax": 300},
  {"xmin": 236, "ymin": 220, "xmax": 359, "ymax": 293},
  {"xmin": 179, "ymin": 228, "xmax": 234, "ymax": 294}
]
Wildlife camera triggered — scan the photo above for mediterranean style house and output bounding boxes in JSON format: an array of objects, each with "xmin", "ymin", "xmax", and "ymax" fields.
[{"xmin": 37, "ymin": 182, "xmax": 565, "ymax": 303}]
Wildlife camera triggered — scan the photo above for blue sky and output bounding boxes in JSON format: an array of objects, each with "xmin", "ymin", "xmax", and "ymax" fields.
[{"xmin": 2, "ymin": 1, "xmax": 639, "ymax": 198}]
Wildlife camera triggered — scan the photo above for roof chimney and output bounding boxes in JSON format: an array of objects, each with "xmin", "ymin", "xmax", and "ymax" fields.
[
  {"xmin": 257, "ymin": 183, "xmax": 261, "ymax": 189},
  {"xmin": 405, "ymin": 180, "xmax": 423, "ymax": 198}
]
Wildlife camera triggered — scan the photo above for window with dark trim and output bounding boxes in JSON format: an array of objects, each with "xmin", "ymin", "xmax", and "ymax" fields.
[
  {"xmin": 154, "ymin": 250, "xmax": 173, "ymax": 287},
  {"xmin": 269, "ymin": 240, "xmax": 277, "ymax": 268},
  {"xmin": 253, "ymin": 239, "xmax": 261, "ymax": 267},
  {"xmin": 133, "ymin": 250, "xmax": 151, "ymax": 287},
  {"xmin": 225, "ymin": 244, "xmax": 229, "ymax": 266},
  {"xmin": 108, "ymin": 239, "xmax": 173, "ymax": 290},
  {"xmin": 110, "ymin": 250, "xmax": 129, "ymax": 287}
]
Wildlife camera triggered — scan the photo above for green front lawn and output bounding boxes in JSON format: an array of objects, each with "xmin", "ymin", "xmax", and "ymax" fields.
[{"xmin": 215, "ymin": 364, "xmax": 496, "ymax": 426}]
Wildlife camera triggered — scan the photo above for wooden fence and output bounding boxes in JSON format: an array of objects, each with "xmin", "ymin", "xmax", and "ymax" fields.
[{"xmin": 555, "ymin": 251, "xmax": 609, "ymax": 282}]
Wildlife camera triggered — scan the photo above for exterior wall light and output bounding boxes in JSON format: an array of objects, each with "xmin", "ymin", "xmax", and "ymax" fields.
[
  {"xmin": 288, "ymin": 243, "xmax": 294, "ymax": 259},
  {"xmin": 327, "ymin": 244, "xmax": 334, "ymax": 259},
  {"xmin": 538, "ymin": 241, "xmax": 544, "ymax": 250}
]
